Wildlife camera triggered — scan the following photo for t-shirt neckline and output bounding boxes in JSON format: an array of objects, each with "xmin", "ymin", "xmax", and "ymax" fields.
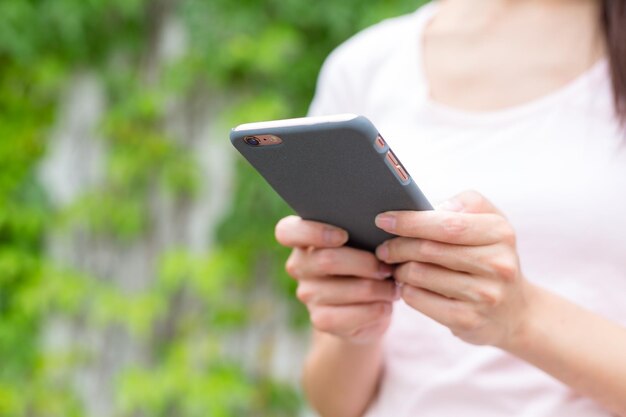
[{"xmin": 409, "ymin": 2, "xmax": 608, "ymax": 126}]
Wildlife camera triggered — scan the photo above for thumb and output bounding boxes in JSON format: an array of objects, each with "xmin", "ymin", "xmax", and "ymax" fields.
[{"xmin": 436, "ymin": 190, "xmax": 506, "ymax": 217}]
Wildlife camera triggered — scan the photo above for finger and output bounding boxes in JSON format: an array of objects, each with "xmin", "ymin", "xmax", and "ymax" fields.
[
  {"xmin": 297, "ymin": 246, "xmax": 394, "ymax": 280},
  {"xmin": 309, "ymin": 302, "xmax": 392, "ymax": 337},
  {"xmin": 275, "ymin": 215, "xmax": 348, "ymax": 248},
  {"xmin": 436, "ymin": 190, "xmax": 506, "ymax": 217},
  {"xmin": 377, "ymin": 237, "xmax": 510, "ymax": 277},
  {"xmin": 375, "ymin": 210, "xmax": 513, "ymax": 245},
  {"xmin": 401, "ymin": 285, "xmax": 479, "ymax": 333},
  {"xmin": 395, "ymin": 261, "xmax": 501, "ymax": 304},
  {"xmin": 296, "ymin": 277, "xmax": 399, "ymax": 305}
]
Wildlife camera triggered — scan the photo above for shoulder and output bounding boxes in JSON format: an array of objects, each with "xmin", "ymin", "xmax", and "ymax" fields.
[
  {"xmin": 324, "ymin": 10, "xmax": 423, "ymax": 76},
  {"xmin": 309, "ymin": 4, "xmax": 435, "ymax": 115}
]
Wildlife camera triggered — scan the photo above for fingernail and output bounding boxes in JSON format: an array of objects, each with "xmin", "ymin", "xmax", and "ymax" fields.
[
  {"xmin": 376, "ymin": 242, "xmax": 389, "ymax": 261},
  {"xmin": 436, "ymin": 199, "xmax": 464, "ymax": 212},
  {"xmin": 378, "ymin": 263, "xmax": 393, "ymax": 279},
  {"xmin": 324, "ymin": 228, "xmax": 347, "ymax": 245},
  {"xmin": 375, "ymin": 214, "xmax": 396, "ymax": 231}
]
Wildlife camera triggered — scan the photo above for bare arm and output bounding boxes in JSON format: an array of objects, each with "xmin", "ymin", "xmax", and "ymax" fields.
[
  {"xmin": 275, "ymin": 216, "xmax": 398, "ymax": 417},
  {"xmin": 303, "ymin": 331, "xmax": 384, "ymax": 417},
  {"xmin": 504, "ymin": 285, "xmax": 626, "ymax": 416}
]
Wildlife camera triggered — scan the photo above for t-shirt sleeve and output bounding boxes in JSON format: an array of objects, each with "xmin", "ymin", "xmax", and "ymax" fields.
[
  {"xmin": 306, "ymin": 11, "xmax": 416, "ymax": 117},
  {"xmin": 307, "ymin": 50, "xmax": 358, "ymax": 117}
]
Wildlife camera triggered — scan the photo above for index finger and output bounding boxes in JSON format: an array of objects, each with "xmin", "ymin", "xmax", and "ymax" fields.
[{"xmin": 275, "ymin": 215, "xmax": 349, "ymax": 248}]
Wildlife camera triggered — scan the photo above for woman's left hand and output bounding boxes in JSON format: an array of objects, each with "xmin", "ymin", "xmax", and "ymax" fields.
[{"xmin": 375, "ymin": 190, "xmax": 534, "ymax": 348}]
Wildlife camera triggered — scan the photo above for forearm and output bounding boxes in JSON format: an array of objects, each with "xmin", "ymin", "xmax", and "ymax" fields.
[
  {"xmin": 303, "ymin": 330, "xmax": 384, "ymax": 417},
  {"xmin": 504, "ymin": 283, "xmax": 626, "ymax": 416}
]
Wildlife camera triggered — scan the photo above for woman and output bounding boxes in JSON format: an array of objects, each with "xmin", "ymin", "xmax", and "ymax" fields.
[{"xmin": 275, "ymin": 1, "xmax": 626, "ymax": 416}]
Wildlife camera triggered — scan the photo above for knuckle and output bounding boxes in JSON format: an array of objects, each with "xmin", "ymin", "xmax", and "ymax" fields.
[
  {"xmin": 314, "ymin": 249, "xmax": 338, "ymax": 275},
  {"xmin": 464, "ymin": 190, "xmax": 484, "ymax": 204},
  {"xmin": 295, "ymin": 283, "xmax": 315, "ymax": 304},
  {"xmin": 285, "ymin": 252, "xmax": 301, "ymax": 278},
  {"xmin": 441, "ymin": 213, "xmax": 467, "ymax": 238},
  {"xmin": 395, "ymin": 262, "xmax": 415, "ymax": 285},
  {"xmin": 499, "ymin": 222, "xmax": 517, "ymax": 246},
  {"xmin": 489, "ymin": 255, "xmax": 519, "ymax": 282},
  {"xmin": 371, "ymin": 302, "xmax": 391, "ymax": 317},
  {"xmin": 476, "ymin": 286, "xmax": 503, "ymax": 306},
  {"xmin": 310, "ymin": 310, "xmax": 334, "ymax": 333},
  {"xmin": 452, "ymin": 310, "xmax": 481, "ymax": 333},
  {"xmin": 406, "ymin": 261, "xmax": 424, "ymax": 284},
  {"xmin": 418, "ymin": 240, "xmax": 441, "ymax": 260},
  {"xmin": 452, "ymin": 190, "xmax": 483, "ymax": 212}
]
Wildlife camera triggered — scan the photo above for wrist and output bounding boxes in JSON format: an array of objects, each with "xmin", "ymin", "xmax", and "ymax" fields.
[
  {"xmin": 331, "ymin": 318, "xmax": 391, "ymax": 347},
  {"xmin": 498, "ymin": 280, "xmax": 546, "ymax": 354},
  {"xmin": 304, "ymin": 331, "xmax": 386, "ymax": 417},
  {"xmin": 310, "ymin": 330, "xmax": 385, "ymax": 361},
  {"xmin": 330, "ymin": 331, "xmax": 386, "ymax": 350}
]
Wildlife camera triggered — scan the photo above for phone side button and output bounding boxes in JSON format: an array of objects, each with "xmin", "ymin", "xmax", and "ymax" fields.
[
  {"xmin": 375, "ymin": 135, "xmax": 387, "ymax": 152},
  {"xmin": 395, "ymin": 165, "xmax": 409, "ymax": 181},
  {"xmin": 386, "ymin": 150, "xmax": 400, "ymax": 166},
  {"xmin": 385, "ymin": 151, "xmax": 410, "ymax": 184}
]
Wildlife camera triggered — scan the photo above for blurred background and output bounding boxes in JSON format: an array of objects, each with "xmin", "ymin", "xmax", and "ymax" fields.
[{"xmin": 0, "ymin": 0, "xmax": 427, "ymax": 415}]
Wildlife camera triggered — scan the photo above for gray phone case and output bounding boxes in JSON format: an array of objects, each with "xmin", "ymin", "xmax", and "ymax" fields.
[{"xmin": 230, "ymin": 114, "xmax": 432, "ymax": 252}]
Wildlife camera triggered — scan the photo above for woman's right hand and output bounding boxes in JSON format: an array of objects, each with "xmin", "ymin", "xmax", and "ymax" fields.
[{"xmin": 275, "ymin": 215, "xmax": 399, "ymax": 345}]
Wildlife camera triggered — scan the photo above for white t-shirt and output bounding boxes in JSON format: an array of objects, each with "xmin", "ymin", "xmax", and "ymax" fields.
[{"xmin": 308, "ymin": 3, "xmax": 626, "ymax": 417}]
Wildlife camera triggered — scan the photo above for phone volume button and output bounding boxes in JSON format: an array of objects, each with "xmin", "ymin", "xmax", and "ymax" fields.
[
  {"xmin": 395, "ymin": 165, "xmax": 409, "ymax": 181},
  {"xmin": 385, "ymin": 150, "xmax": 410, "ymax": 183},
  {"xmin": 386, "ymin": 150, "xmax": 400, "ymax": 166}
]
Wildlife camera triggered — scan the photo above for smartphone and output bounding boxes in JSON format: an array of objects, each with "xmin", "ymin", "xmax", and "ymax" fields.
[{"xmin": 230, "ymin": 114, "xmax": 432, "ymax": 252}]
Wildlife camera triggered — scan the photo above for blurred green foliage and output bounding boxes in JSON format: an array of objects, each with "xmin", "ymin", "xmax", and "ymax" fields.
[{"xmin": 0, "ymin": 0, "xmax": 426, "ymax": 416}]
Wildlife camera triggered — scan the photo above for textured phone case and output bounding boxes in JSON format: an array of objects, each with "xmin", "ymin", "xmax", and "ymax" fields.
[{"xmin": 230, "ymin": 115, "xmax": 432, "ymax": 252}]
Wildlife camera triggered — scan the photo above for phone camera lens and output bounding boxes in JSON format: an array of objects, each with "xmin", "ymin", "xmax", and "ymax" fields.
[{"xmin": 244, "ymin": 136, "xmax": 261, "ymax": 146}]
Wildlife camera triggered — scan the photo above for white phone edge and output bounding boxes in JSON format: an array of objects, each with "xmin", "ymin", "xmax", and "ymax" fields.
[{"xmin": 232, "ymin": 113, "xmax": 359, "ymax": 132}]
